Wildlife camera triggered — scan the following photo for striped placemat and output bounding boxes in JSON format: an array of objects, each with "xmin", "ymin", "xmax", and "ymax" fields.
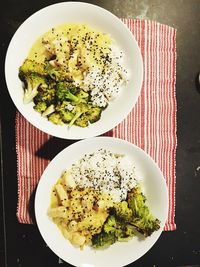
[{"xmin": 16, "ymin": 19, "xmax": 177, "ymax": 231}]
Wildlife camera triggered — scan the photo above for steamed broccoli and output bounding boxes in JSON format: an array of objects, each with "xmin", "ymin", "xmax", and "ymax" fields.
[
  {"xmin": 33, "ymin": 102, "xmax": 47, "ymax": 113},
  {"xmin": 113, "ymin": 201, "xmax": 133, "ymax": 223},
  {"xmin": 45, "ymin": 65, "xmax": 60, "ymax": 80},
  {"xmin": 74, "ymin": 106, "xmax": 102, "ymax": 127},
  {"xmin": 55, "ymin": 99, "xmax": 84, "ymax": 126},
  {"xmin": 60, "ymin": 109, "xmax": 74, "ymax": 123},
  {"xmin": 76, "ymin": 90, "xmax": 89, "ymax": 103},
  {"xmin": 18, "ymin": 59, "xmax": 104, "ymax": 128},
  {"xmin": 33, "ymin": 84, "xmax": 56, "ymax": 106},
  {"xmin": 72, "ymin": 105, "xmax": 102, "ymax": 127},
  {"xmin": 19, "ymin": 59, "xmax": 46, "ymax": 76},
  {"xmin": 103, "ymin": 216, "xmax": 117, "ymax": 234},
  {"xmin": 45, "ymin": 63, "xmax": 70, "ymax": 81},
  {"xmin": 19, "ymin": 72, "xmax": 47, "ymax": 104},
  {"xmin": 128, "ymin": 186, "xmax": 160, "ymax": 237},
  {"xmin": 48, "ymin": 112, "xmax": 63, "ymax": 125},
  {"xmin": 92, "ymin": 186, "xmax": 161, "ymax": 249},
  {"xmin": 55, "ymin": 101, "xmax": 74, "ymax": 123},
  {"xmin": 103, "ymin": 215, "xmax": 135, "ymax": 241},
  {"xmin": 42, "ymin": 104, "xmax": 55, "ymax": 117},
  {"xmin": 86, "ymin": 106, "xmax": 102, "ymax": 123},
  {"xmin": 125, "ymin": 224, "xmax": 136, "ymax": 238},
  {"xmin": 68, "ymin": 103, "xmax": 89, "ymax": 128},
  {"xmin": 19, "ymin": 59, "xmax": 50, "ymax": 104},
  {"xmin": 56, "ymin": 82, "xmax": 79, "ymax": 102},
  {"xmin": 92, "ymin": 214, "xmax": 135, "ymax": 249},
  {"xmin": 92, "ymin": 231, "xmax": 116, "ymax": 249},
  {"xmin": 74, "ymin": 115, "xmax": 89, "ymax": 128}
]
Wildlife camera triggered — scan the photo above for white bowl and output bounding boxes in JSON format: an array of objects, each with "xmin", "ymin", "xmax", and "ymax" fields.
[
  {"xmin": 5, "ymin": 2, "xmax": 143, "ymax": 139},
  {"xmin": 35, "ymin": 137, "xmax": 168, "ymax": 267}
]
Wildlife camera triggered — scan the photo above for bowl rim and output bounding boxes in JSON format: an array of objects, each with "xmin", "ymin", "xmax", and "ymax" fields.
[
  {"xmin": 35, "ymin": 136, "xmax": 168, "ymax": 267},
  {"xmin": 4, "ymin": 2, "xmax": 143, "ymax": 139}
]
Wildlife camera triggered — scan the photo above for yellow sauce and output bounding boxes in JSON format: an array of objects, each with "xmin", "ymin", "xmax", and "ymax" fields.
[{"xmin": 28, "ymin": 23, "xmax": 112, "ymax": 70}]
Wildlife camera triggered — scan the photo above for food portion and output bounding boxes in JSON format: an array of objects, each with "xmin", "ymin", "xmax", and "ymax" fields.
[
  {"xmin": 18, "ymin": 24, "xmax": 128, "ymax": 128},
  {"xmin": 48, "ymin": 150, "xmax": 160, "ymax": 249}
]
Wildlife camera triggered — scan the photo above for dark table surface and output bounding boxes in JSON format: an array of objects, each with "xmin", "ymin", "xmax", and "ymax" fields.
[{"xmin": 1, "ymin": 0, "xmax": 200, "ymax": 267}]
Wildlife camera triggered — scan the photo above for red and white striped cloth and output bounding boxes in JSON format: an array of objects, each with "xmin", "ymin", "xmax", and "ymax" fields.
[{"xmin": 16, "ymin": 19, "xmax": 177, "ymax": 231}]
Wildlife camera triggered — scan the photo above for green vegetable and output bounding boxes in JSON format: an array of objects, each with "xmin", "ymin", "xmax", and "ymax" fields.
[
  {"xmin": 33, "ymin": 101, "xmax": 47, "ymax": 113},
  {"xmin": 128, "ymin": 186, "xmax": 160, "ymax": 237},
  {"xmin": 60, "ymin": 110, "xmax": 74, "ymax": 123},
  {"xmin": 74, "ymin": 106, "xmax": 102, "ymax": 127},
  {"xmin": 33, "ymin": 84, "xmax": 56, "ymax": 106},
  {"xmin": 19, "ymin": 72, "xmax": 47, "ymax": 104},
  {"xmin": 48, "ymin": 112, "xmax": 63, "ymax": 125},
  {"xmin": 56, "ymin": 82, "xmax": 79, "ymax": 102},
  {"xmin": 68, "ymin": 103, "xmax": 89, "ymax": 128},
  {"xmin": 103, "ymin": 215, "xmax": 135, "ymax": 240},
  {"xmin": 45, "ymin": 62, "xmax": 69, "ymax": 81},
  {"xmin": 55, "ymin": 101, "xmax": 74, "ymax": 123},
  {"xmin": 92, "ymin": 214, "xmax": 135, "ymax": 249},
  {"xmin": 113, "ymin": 201, "xmax": 133, "ymax": 223},
  {"xmin": 19, "ymin": 59, "xmax": 46, "ymax": 76},
  {"xmin": 86, "ymin": 106, "xmax": 102, "ymax": 123},
  {"xmin": 76, "ymin": 90, "xmax": 89, "ymax": 103},
  {"xmin": 125, "ymin": 224, "xmax": 137, "ymax": 238},
  {"xmin": 92, "ymin": 186, "xmax": 160, "ymax": 249},
  {"xmin": 42, "ymin": 104, "xmax": 55, "ymax": 117},
  {"xmin": 19, "ymin": 59, "xmax": 103, "ymax": 128},
  {"xmin": 92, "ymin": 231, "xmax": 116, "ymax": 249},
  {"xmin": 103, "ymin": 216, "xmax": 117, "ymax": 234},
  {"xmin": 74, "ymin": 115, "xmax": 89, "ymax": 128}
]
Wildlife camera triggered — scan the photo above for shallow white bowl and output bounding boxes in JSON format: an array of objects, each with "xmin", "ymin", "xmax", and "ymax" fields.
[
  {"xmin": 35, "ymin": 137, "xmax": 168, "ymax": 267},
  {"xmin": 5, "ymin": 2, "xmax": 143, "ymax": 139}
]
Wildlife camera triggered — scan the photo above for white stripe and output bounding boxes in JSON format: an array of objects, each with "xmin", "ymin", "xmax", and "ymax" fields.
[
  {"xmin": 144, "ymin": 20, "xmax": 148, "ymax": 152},
  {"xmin": 156, "ymin": 23, "xmax": 160, "ymax": 163}
]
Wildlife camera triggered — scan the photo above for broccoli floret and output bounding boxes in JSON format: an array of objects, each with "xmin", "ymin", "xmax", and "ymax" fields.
[
  {"xmin": 86, "ymin": 106, "xmax": 102, "ymax": 123},
  {"xmin": 33, "ymin": 84, "xmax": 56, "ymax": 106},
  {"xmin": 128, "ymin": 186, "xmax": 160, "ymax": 237},
  {"xmin": 113, "ymin": 224, "xmax": 136, "ymax": 242},
  {"xmin": 104, "ymin": 216, "xmax": 117, "ymax": 234},
  {"xmin": 104, "ymin": 215, "xmax": 132, "ymax": 240},
  {"xmin": 69, "ymin": 86, "xmax": 80, "ymax": 95},
  {"xmin": 76, "ymin": 90, "xmax": 89, "ymax": 103},
  {"xmin": 56, "ymin": 82, "xmax": 79, "ymax": 102},
  {"xmin": 93, "ymin": 215, "xmax": 134, "ymax": 248},
  {"xmin": 92, "ymin": 231, "xmax": 116, "ymax": 249},
  {"xmin": 125, "ymin": 224, "xmax": 136, "ymax": 237},
  {"xmin": 113, "ymin": 201, "xmax": 133, "ymax": 223},
  {"xmin": 48, "ymin": 112, "xmax": 63, "ymax": 125},
  {"xmin": 74, "ymin": 106, "xmax": 102, "ymax": 127},
  {"xmin": 42, "ymin": 104, "xmax": 55, "ymax": 117},
  {"xmin": 68, "ymin": 103, "xmax": 89, "ymax": 128},
  {"xmin": 19, "ymin": 59, "xmax": 54, "ymax": 104},
  {"xmin": 45, "ymin": 63, "xmax": 70, "ymax": 81},
  {"xmin": 60, "ymin": 110, "xmax": 74, "ymax": 123},
  {"xmin": 55, "ymin": 101, "xmax": 74, "ymax": 122},
  {"xmin": 20, "ymin": 73, "xmax": 47, "ymax": 104},
  {"xmin": 19, "ymin": 59, "xmax": 46, "ymax": 76},
  {"xmin": 74, "ymin": 115, "xmax": 89, "ymax": 128},
  {"xmin": 92, "ymin": 187, "xmax": 160, "ymax": 249},
  {"xmin": 34, "ymin": 102, "xmax": 47, "ymax": 113},
  {"xmin": 45, "ymin": 65, "xmax": 59, "ymax": 80},
  {"xmin": 128, "ymin": 186, "xmax": 146, "ymax": 217}
]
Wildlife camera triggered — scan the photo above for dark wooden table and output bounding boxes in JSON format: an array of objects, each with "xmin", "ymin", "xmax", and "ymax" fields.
[{"xmin": 1, "ymin": 1, "xmax": 200, "ymax": 266}]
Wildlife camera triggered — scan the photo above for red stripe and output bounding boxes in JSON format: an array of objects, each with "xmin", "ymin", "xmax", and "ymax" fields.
[
  {"xmin": 16, "ymin": 113, "xmax": 21, "ymax": 221},
  {"xmin": 22, "ymin": 116, "xmax": 27, "ymax": 222},
  {"xmin": 167, "ymin": 25, "xmax": 172, "ymax": 229}
]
